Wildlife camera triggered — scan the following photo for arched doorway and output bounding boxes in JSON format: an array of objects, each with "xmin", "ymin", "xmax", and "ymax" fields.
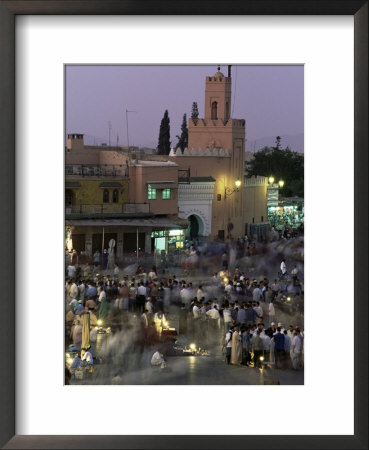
[{"xmin": 186, "ymin": 214, "xmax": 204, "ymax": 239}]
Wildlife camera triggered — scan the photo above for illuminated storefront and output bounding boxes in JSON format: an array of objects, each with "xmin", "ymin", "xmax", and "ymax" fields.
[
  {"xmin": 151, "ymin": 229, "xmax": 185, "ymax": 253},
  {"xmin": 268, "ymin": 198, "xmax": 304, "ymax": 231}
]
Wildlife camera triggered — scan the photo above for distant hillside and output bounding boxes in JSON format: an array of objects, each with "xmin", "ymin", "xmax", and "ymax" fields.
[{"xmin": 246, "ymin": 133, "xmax": 304, "ymax": 153}]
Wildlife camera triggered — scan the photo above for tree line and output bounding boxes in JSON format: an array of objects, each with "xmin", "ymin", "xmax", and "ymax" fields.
[{"xmin": 246, "ymin": 136, "xmax": 304, "ymax": 197}]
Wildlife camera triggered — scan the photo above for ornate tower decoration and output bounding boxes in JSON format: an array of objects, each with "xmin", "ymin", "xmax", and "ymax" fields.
[{"xmin": 204, "ymin": 66, "xmax": 232, "ymax": 123}]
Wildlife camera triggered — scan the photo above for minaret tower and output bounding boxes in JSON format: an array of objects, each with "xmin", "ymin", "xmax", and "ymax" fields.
[
  {"xmin": 204, "ymin": 66, "xmax": 232, "ymax": 121},
  {"xmin": 185, "ymin": 66, "xmax": 246, "ymax": 238}
]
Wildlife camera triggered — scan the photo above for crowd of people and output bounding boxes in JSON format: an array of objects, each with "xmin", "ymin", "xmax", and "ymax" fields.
[
  {"xmin": 65, "ymin": 237, "xmax": 304, "ymax": 380},
  {"xmin": 224, "ymin": 322, "xmax": 303, "ymax": 370}
]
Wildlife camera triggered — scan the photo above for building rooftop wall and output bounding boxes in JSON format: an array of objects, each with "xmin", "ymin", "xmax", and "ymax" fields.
[
  {"xmin": 178, "ymin": 176, "xmax": 216, "ymax": 183},
  {"xmin": 131, "ymin": 160, "xmax": 178, "ymax": 167},
  {"xmin": 244, "ymin": 175, "xmax": 268, "ymax": 187},
  {"xmin": 169, "ymin": 147, "xmax": 231, "ymax": 157}
]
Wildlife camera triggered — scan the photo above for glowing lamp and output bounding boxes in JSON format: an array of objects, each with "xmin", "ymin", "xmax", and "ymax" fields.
[
  {"xmin": 259, "ymin": 356, "xmax": 265, "ymax": 361},
  {"xmin": 97, "ymin": 319, "xmax": 103, "ymax": 326},
  {"xmin": 190, "ymin": 343, "xmax": 196, "ymax": 350},
  {"xmin": 278, "ymin": 180, "xmax": 285, "ymax": 188},
  {"xmin": 235, "ymin": 179, "xmax": 241, "ymax": 188},
  {"xmin": 268, "ymin": 176, "xmax": 275, "ymax": 184}
]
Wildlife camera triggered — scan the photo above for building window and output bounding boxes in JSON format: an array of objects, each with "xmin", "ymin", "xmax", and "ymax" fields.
[
  {"xmin": 211, "ymin": 101, "xmax": 218, "ymax": 120},
  {"xmin": 65, "ymin": 189, "xmax": 73, "ymax": 206},
  {"xmin": 148, "ymin": 184, "xmax": 157, "ymax": 200},
  {"xmin": 217, "ymin": 194, "xmax": 221, "ymax": 201},
  {"xmin": 162, "ymin": 188, "xmax": 171, "ymax": 200},
  {"xmin": 261, "ymin": 216, "xmax": 264, "ymax": 222},
  {"xmin": 103, "ymin": 189, "xmax": 109, "ymax": 203},
  {"xmin": 113, "ymin": 189, "xmax": 119, "ymax": 203},
  {"xmin": 252, "ymin": 217, "xmax": 255, "ymax": 224}
]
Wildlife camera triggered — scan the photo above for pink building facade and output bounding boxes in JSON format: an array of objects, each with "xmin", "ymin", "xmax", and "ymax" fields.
[{"xmin": 170, "ymin": 67, "xmax": 246, "ymax": 239}]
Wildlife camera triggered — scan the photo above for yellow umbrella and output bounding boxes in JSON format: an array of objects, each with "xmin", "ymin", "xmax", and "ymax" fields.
[{"xmin": 81, "ymin": 312, "xmax": 90, "ymax": 349}]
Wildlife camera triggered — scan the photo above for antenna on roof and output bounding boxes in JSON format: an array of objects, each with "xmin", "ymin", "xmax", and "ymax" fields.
[
  {"xmin": 108, "ymin": 120, "xmax": 112, "ymax": 146},
  {"xmin": 126, "ymin": 109, "xmax": 138, "ymax": 150}
]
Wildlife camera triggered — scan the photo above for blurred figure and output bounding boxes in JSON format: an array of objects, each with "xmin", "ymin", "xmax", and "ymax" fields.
[
  {"xmin": 153, "ymin": 310, "xmax": 166, "ymax": 337},
  {"xmin": 224, "ymin": 327, "xmax": 233, "ymax": 365},
  {"xmin": 268, "ymin": 300, "xmax": 275, "ymax": 326},
  {"xmin": 231, "ymin": 327, "xmax": 242, "ymax": 365},
  {"xmin": 81, "ymin": 348, "xmax": 94, "ymax": 367},
  {"xmin": 151, "ymin": 350, "xmax": 166, "ymax": 369},
  {"xmin": 102, "ymin": 249, "xmax": 108, "ymax": 270},
  {"xmin": 67, "ymin": 264, "xmax": 76, "ymax": 280},
  {"xmin": 242, "ymin": 326, "xmax": 252, "ymax": 366},
  {"xmin": 273, "ymin": 327, "xmax": 285, "ymax": 369},
  {"xmin": 252, "ymin": 330, "xmax": 264, "ymax": 368},
  {"xmin": 93, "ymin": 250, "xmax": 100, "ymax": 265},
  {"xmin": 291, "ymin": 265, "xmax": 298, "ymax": 280},
  {"xmin": 280, "ymin": 258, "xmax": 287, "ymax": 276},
  {"xmin": 283, "ymin": 330, "xmax": 291, "ymax": 368},
  {"xmin": 222, "ymin": 302, "xmax": 233, "ymax": 333},
  {"xmin": 291, "ymin": 328, "xmax": 303, "ymax": 370},
  {"xmin": 71, "ymin": 319, "xmax": 82, "ymax": 347}
]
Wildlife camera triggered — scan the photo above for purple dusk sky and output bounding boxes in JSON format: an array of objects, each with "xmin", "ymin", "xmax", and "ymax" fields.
[{"xmin": 65, "ymin": 65, "xmax": 304, "ymax": 151}]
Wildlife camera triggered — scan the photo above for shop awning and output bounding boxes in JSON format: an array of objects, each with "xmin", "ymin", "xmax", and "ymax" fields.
[{"xmin": 68, "ymin": 215, "xmax": 188, "ymax": 229}]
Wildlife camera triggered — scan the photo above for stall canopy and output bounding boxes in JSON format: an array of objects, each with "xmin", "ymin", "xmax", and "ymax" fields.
[{"xmin": 68, "ymin": 216, "xmax": 188, "ymax": 229}]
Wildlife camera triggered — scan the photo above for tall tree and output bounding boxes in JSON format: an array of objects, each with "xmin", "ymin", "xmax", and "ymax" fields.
[
  {"xmin": 274, "ymin": 135, "xmax": 282, "ymax": 150},
  {"xmin": 157, "ymin": 110, "xmax": 171, "ymax": 155},
  {"xmin": 191, "ymin": 102, "xmax": 199, "ymax": 119},
  {"xmin": 175, "ymin": 113, "xmax": 188, "ymax": 152},
  {"xmin": 246, "ymin": 137, "xmax": 304, "ymax": 197}
]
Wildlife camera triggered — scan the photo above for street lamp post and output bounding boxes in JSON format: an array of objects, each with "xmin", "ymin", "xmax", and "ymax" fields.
[
  {"xmin": 225, "ymin": 179, "xmax": 242, "ymax": 198},
  {"xmin": 224, "ymin": 179, "xmax": 242, "ymax": 240}
]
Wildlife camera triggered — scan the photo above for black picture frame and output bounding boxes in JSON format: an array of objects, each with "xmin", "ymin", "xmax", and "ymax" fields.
[{"xmin": 0, "ymin": 1, "xmax": 367, "ymax": 449}]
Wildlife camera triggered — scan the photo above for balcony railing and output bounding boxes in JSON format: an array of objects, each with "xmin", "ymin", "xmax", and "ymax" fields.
[
  {"xmin": 65, "ymin": 164, "xmax": 128, "ymax": 177},
  {"xmin": 65, "ymin": 203, "xmax": 150, "ymax": 215}
]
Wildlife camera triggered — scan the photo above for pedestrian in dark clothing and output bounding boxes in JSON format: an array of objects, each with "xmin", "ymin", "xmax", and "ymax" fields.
[
  {"xmin": 273, "ymin": 327, "xmax": 285, "ymax": 369},
  {"xmin": 245, "ymin": 304, "xmax": 257, "ymax": 327}
]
